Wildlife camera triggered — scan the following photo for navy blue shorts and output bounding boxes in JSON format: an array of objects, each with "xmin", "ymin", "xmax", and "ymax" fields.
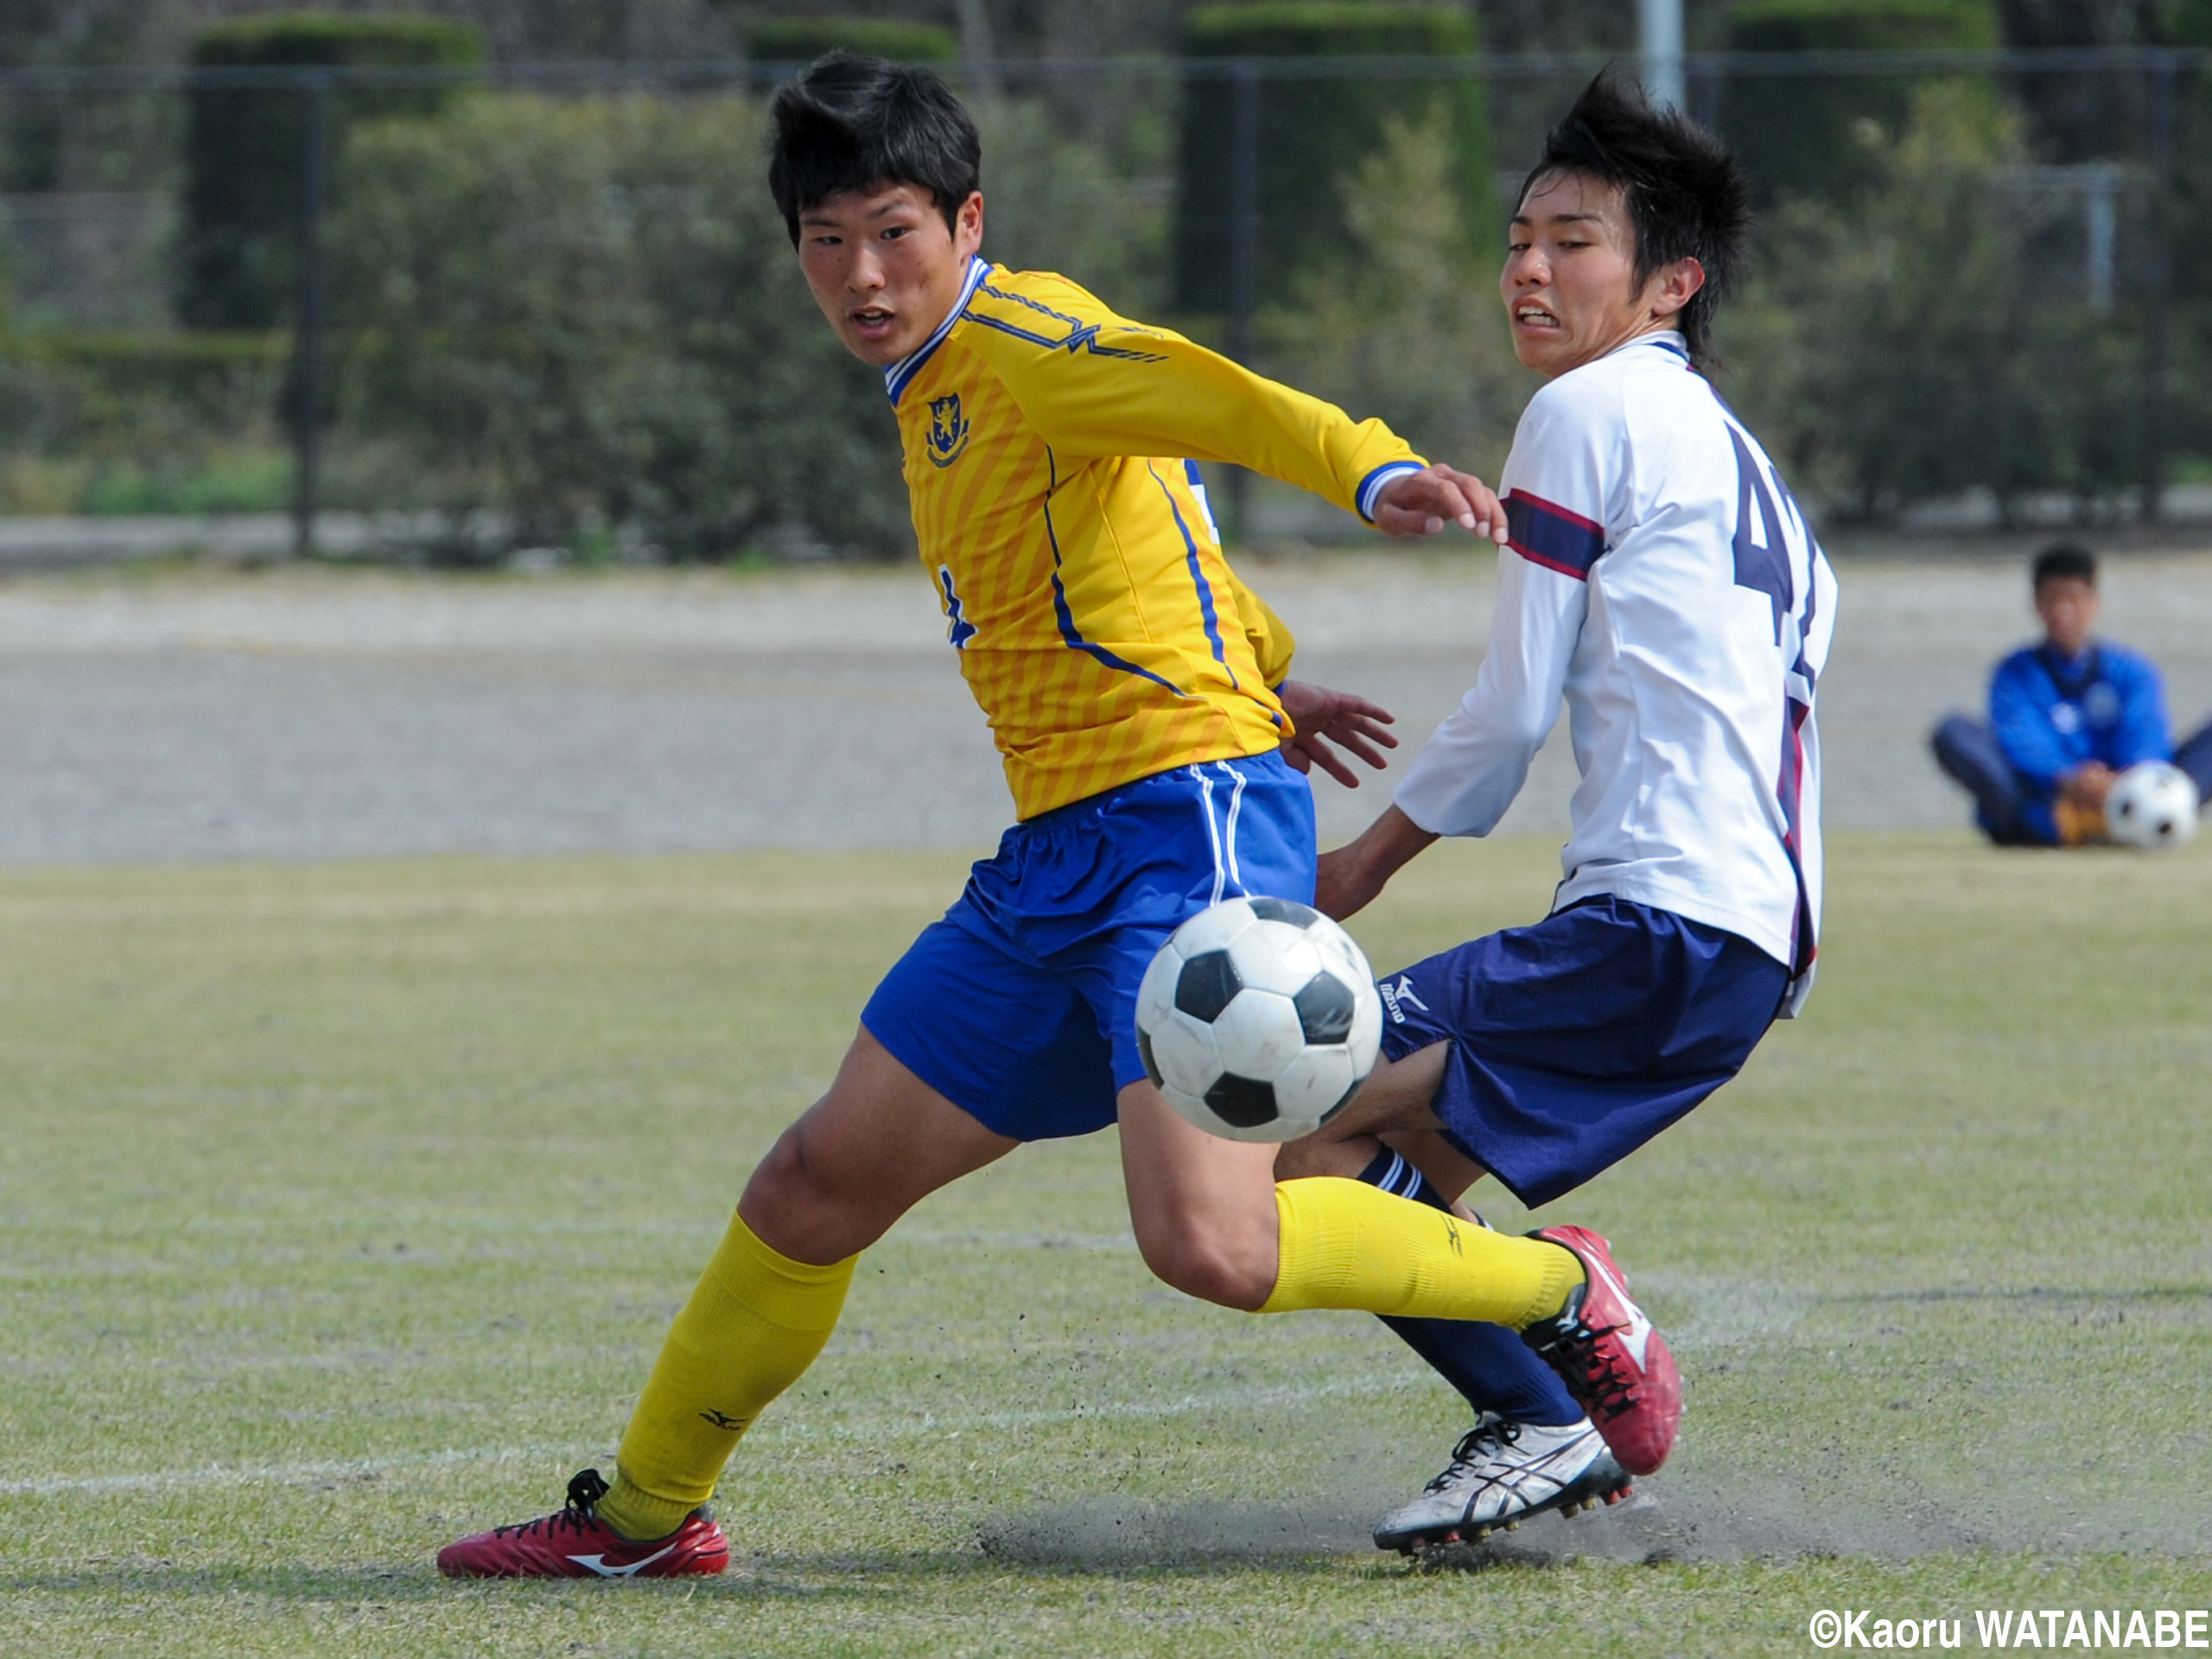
[
  {"xmin": 862, "ymin": 753, "xmax": 1317, "ymax": 1142},
  {"xmin": 1376, "ymin": 897, "xmax": 1789, "ymax": 1208}
]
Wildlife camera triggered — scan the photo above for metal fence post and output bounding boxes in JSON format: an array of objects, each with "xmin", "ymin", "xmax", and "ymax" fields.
[
  {"xmin": 2140, "ymin": 52, "xmax": 2177, "ymax": 524},
  {"xmin": 1641, "ymin": 0, "xmax": 1685, "ymax": 111},
  {"xmin": 292, "ymin": 71, "xmax": 329, "ymax": 560},
  {"xmin": 1223, "ymin": 59, "xmax": 1260, "ymax": 545}
]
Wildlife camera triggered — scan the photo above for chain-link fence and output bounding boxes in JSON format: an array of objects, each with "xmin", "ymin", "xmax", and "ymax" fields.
[{"xmin": 0, "ymin": 50, "xmax": 2202, "ymax": 560}]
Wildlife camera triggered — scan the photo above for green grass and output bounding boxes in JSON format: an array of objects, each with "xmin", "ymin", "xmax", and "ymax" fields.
[{"xmin": 3, "ymin": 834, "xmax": 2210, "ymax": 1656}]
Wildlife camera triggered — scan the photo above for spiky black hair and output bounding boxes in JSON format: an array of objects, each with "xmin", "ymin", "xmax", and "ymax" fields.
[
  {"xmin": 1520, "ymin": 71, "xmax": 1752, "ymax": 368},
  {"xmin": 767, "ymin": 53, "xmax": 981, "ymax": 245}
]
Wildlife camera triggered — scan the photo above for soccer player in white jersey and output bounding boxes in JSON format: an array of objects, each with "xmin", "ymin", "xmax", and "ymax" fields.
[{"xmin": 1280, "ymin": 73, "xmax": 1838, "ymax": 1552}]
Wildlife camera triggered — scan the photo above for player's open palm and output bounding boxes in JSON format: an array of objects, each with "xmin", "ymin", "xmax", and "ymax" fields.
[{"xmin": 1276, "ymin": 679, "xmax": 1397, "ymax": 789}]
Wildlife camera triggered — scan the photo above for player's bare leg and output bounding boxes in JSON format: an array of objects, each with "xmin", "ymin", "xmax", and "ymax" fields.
[
  {"xmin": 1271, "ymin": 1041, "xmax": 1454, "ymax": 1183},
  {"xmin": 740, "ymin": 1027, "xmax": 1019, "ymax": 1264},
  {"xmin": 1114, "ymin": 1077, "xmax": 1580, "ymax": 1319},
  {"xmin": 439, "ymin": 1030, "xmax": 1014, "ymax": 1577}
]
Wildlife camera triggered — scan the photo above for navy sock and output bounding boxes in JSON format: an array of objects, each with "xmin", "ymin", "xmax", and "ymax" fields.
[{"xmin": 1357, "ymin": 1148, "xmax": 1586, "ymax": 1427}]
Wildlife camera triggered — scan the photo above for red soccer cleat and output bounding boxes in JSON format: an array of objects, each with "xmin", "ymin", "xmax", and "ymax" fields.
[
  {"xmin": 437, "ymin": 1469, "xmax": 729, "ymax": 1580},
  {"xmin": 1519, "ymin": 1225, "xmax": 1681, "ymax": 1476}
]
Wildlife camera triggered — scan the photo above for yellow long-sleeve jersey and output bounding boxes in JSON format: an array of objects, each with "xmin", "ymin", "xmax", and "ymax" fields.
[{"xmin": 887, "ymin": 257, "xmax": 1425, "ymax": 820}]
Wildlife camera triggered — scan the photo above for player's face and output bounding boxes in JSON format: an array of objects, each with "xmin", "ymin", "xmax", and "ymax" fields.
[
  {"xmin": 796, "ymin": 182, "xmax": 985, "ymax": 366},
  {"xmin": 1501, "ymin": 172, "xmax": 1700, "ymax": 378},
  {"xmin": 2035, "ymin": 576, "xmax": 2100, "ymax": 658}
]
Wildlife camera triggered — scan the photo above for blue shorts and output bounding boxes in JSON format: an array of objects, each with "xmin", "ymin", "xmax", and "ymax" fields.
[
  {"xmin": 1376, "ymin": 896, "xmax": 1789, "ymax": 1209},
  {"xmin": 862, "ymin": 753, "xmax": 1317, "ymax": 1142}
]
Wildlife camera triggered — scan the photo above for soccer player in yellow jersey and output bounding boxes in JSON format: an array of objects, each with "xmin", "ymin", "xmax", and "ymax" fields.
[{"xmin": 439, "ymin": 54, "xmax": 1678, "ymax": 1578}]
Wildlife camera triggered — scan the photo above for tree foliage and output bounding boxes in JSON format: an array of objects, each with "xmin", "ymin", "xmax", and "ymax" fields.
[
  {"xmin": 1723, "ymin": 86, "xmax": 2141, "ymax": 522},
  {"xmin": 1256, "ymin": 111, "xmax": 1527, "ymax": 474},
  {"xmin": 327, "ymin": 90, "xmax": 1168, "ymax": 559}
]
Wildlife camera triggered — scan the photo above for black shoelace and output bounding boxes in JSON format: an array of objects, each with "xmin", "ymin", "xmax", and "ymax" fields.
[
  {"xmin": 1536, "ymin": 1316, "xmax": 1638, "ymax": 1417},
  {"xmin": 1426, "ymin": 1418, "xmax": 1524, "ymax": 1491},
  {"xmin": 492, "ymin": 1467, "xmax": 609, "ymax": 1539}
]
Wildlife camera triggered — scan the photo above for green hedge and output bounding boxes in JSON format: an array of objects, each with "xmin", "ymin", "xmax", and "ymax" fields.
[
  {"xmin": 1173, "ymin": 3, "xmax": 1491, "ymax": 313},
  {"xmin": 1723, "ymin": 0, "xmax": 1997, "ymax": 200},
  {"xmin": 327, "ymin": 93, "xmax": 912, "ymax": 558},
  {"xmin": 743, "ymin": 20, "xmax": 958, "ymax": 64},
  {"xmin": 178, "ymin": 11, "xmax": 485, "ymax": 330},
  {"xmin": 0, "ymin": 330, "xmax": 289, "ymax": 510}
]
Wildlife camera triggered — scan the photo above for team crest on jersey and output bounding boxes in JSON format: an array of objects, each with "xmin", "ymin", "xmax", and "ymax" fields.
[{"xmin": 926, "ymin": 393, "xmax": 971, "ymax": 467}]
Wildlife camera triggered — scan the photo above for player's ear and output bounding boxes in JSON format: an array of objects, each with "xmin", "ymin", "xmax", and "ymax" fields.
[
  {"xmin": 1650, "ymin": 257, "xmax": 1705, "ymax": 321},
  {"xmin": 954, "ymin": 189, "xmax": 985, "ymax": 257}
]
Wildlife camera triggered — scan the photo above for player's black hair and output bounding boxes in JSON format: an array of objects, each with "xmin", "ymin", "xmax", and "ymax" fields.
[
  {"xmin": 767, "ymin": 53, "xmax": 982, "ymax": 245},
  {"xmin": 2032, "ymin": 543, "xmax": 2099, "ymax": 590},
  {"xmin": 1518, "ymin": 71, "xmax": 1752, "ymax": 370}
]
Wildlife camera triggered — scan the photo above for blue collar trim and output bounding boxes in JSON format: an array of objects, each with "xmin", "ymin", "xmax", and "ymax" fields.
[{"xmin": 883, "ymin": 257, "xmax": 991, "ymax": 407}]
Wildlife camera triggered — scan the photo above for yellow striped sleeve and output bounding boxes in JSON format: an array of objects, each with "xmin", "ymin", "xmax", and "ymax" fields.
[{"xmin": 963, "ymin": 276, "xmax": 1424, "ymax": 522}]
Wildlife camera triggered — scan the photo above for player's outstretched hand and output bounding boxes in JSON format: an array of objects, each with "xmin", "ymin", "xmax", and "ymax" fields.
[
  {"xmin": 1276, "ymin": 679, "xmax": 1397, "ymax": 789},
  {"xmin": 1372, "ymin": 465, "xmax": 1510, "ymax": 543}
]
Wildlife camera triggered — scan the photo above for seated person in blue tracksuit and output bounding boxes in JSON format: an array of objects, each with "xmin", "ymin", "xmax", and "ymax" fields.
[{"xmin": 1932, "ymin": 543, "xmax": 2212, "ymax": 846}]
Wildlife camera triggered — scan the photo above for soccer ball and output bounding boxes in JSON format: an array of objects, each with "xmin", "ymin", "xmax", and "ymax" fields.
[
  {"xmin": 2107, "ymin": 761, "xmax": 2200, "ymax": 849},
  {"xmin": 1135, "ymin": 895, "xmax": 1384, "ymax": 1143}
]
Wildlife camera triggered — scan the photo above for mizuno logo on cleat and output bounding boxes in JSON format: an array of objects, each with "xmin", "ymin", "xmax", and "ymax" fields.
[
  {"xmin": 566, "ymin": 1541, "xmax": 681, "ymax": 1577},
  {"xmin": 1584, "ymin": 1254, "xmax": 1655, "ymax": 1369}
]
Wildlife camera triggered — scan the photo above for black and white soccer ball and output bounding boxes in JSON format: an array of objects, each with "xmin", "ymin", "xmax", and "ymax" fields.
[
  {"xmin": 2107, "ymin": 760, "xmax": 2200, "ymax": 849},
  {"xmin": 1135, "ymin": 895, "xmax": 1384, "ymax": 1143}
]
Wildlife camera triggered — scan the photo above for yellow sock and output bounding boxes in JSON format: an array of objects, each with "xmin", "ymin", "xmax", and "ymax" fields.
[
  {"xmin": 1258, "ymin": 1177, "xmax": 1583, "ymax": 1326},
  {"xmin": 596, "ymin": 1209, "xmax": 855, "ymax": 1541}
]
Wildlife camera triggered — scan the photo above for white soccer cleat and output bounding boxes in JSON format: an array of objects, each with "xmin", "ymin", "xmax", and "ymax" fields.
[{"xmin": 1372, "ymin": 1414, "xmax": 1632, "ymax": 1554}]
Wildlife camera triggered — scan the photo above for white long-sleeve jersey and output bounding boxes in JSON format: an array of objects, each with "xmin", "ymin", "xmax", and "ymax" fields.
[{"xmin": 1393, "ymin": 331, "xmax": 1837, "ymax": 1013}]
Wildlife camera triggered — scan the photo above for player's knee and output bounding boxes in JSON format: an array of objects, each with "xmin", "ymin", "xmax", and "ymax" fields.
[
  {"xmin": 739, "ymin": 1126, "xmax": 874, "ymax": 1260},
  {"xmin": 1132, "ymin": 1214, "xmax": 1274, "ymax": 1312}
]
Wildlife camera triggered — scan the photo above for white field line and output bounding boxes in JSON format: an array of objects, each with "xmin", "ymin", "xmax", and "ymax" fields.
[{"xmin": 0, "ymin": 1375, "xmax": 1427, "ymax": 1499}]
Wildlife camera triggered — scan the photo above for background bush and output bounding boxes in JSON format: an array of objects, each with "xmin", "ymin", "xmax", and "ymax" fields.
[
  {"xmin": 1257, "ymin": 111, "xmax": 1527, "ymax": 474},
  {"xmin": 1722, "ymin": 0, "xmax": 1999, "ymax": 201},
  {"xmin": 179, "ymin": 12, "xmax": 485, "ymax": 331},
  {"xmin": 1723, "ymin": 86, "xmax": 2140, "ymax": 522},
  {"xmin": 0, "ymin": 331, "xmax": 289, "ymax": 512},
  {"xmin": 741, "ymin": 18, "xmax": 957, "ymax": 62},
  {"xmin": 326, "ymin": 90, "xmax": 1166, "ymax": 559},
  {"xmin": 329, "ymin": 93, "xmax": 901, "ymax": 559},
  {"xmin": 1173, "ymin": 3, "xmax": 1491, "ymax": 314}
]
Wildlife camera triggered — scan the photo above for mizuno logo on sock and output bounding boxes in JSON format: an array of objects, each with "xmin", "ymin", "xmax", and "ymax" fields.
[
  {"xmin": 567, "ymin": 1541, "xmax": 681, "ymax": 1577},
  {"xmin": 698, "ymin": 1409, "xmax": 747, "ymax": 1431}
]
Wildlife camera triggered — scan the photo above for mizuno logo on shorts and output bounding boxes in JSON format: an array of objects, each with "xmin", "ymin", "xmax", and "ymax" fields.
[{"xmin": 1378, "ymin": 975, "xmax": 1429, "ymax": 1025}]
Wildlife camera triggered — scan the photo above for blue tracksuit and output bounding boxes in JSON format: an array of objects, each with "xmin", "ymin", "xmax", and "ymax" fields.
[{"xmin": 1989, "ymin": 642, "xmax": 2169, "ymax": 842}]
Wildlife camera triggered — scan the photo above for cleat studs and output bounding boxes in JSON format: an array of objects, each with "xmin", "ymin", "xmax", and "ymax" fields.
[{"xmin": 1503, "ymin": 1520, "xmax": 1519, "ymax": 1531}]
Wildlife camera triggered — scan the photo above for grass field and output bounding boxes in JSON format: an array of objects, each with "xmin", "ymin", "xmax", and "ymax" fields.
[{"xmin": 4, "ymin": 832, "xmax": 2211, "ymax": 1656}]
